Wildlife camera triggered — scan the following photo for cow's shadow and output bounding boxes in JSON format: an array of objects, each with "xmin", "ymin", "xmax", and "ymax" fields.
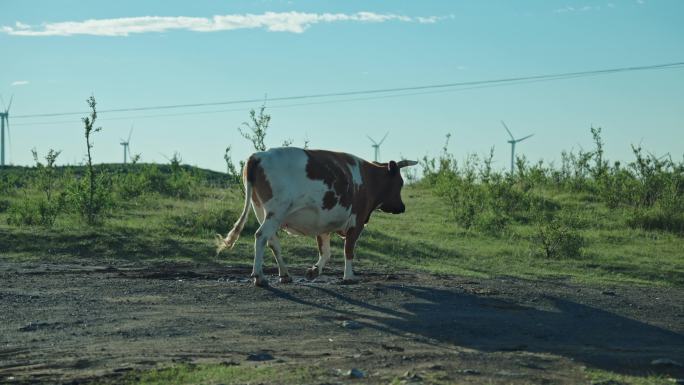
[{"xmin": 267, "ymin": 283, "xmax": 684, "ymax": 377}]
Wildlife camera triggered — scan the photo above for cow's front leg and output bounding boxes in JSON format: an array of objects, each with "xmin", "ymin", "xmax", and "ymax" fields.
[
  {"xmin": 306, "ymin": 233, "xmax": 331, "ymax": 280},
  {"xmin": 342, "ymin": 227, "xmax": 361, "ymax": 283},
  {"xmin": 268, "ymin": 235, "xmax": 292, "ymax": 283},
  {"xmin": 252, "ymin": 219, "xmax": 280, "ymax": 287}
]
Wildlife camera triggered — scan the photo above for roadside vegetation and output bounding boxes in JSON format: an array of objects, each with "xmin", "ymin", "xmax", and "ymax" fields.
[{"xmin": 0, "ymin": 96, "xmax": 682, "ymax": 287}]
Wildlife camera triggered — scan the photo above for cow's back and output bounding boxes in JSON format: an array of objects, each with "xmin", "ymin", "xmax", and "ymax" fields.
[{"xmin": 249, "ymin": 147, "xmax": 362, "ymax": 235}]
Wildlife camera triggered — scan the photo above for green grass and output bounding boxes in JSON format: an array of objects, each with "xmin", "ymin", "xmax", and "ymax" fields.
[
  {"xmin": 104, "ymin": 364, "xmax": 325, "ymax": 385},
  {"xmin": 584, "ymin": 368, "xmax": 673, "ymax": 385},
  {"xmin": 1, "ymin": 174, "xmax": 682, "ymax": 287},
  {"xmin": 100, "ymin": 362, "xmax": 678, "ymax": 385}
]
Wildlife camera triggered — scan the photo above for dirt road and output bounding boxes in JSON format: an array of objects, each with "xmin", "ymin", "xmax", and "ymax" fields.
[{"xmin": 1, "ymin": 261, "xmax": 683, "ymax": 384}]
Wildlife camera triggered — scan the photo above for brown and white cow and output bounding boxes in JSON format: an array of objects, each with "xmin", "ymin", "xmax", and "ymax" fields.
[{"xmin": 217, "ymin": 147, "xmax": 417, "ymax": 287}]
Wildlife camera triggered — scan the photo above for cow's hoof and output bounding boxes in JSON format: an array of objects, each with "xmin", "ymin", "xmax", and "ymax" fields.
[
  {"xmin": 305, "ymin": 267, "xmax": 319, "ymax": 280},
  {"xmin": 279, "ymin": 275, "xmax": 293, "ymax": 284},
  {"xmin": 252, "ymin": 275, "xmax": 269, "ymax": 287},
  {"xmin": 341, "ymin": 277, "xmax": 360, "ymax": 285}
]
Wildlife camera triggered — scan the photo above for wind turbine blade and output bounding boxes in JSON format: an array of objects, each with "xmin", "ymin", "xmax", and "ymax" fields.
[
  {"xmin": 0, "ymin": 95, "xmax": 5, "ymax": 111},
  {"xmin": 501, "ymin": 121, "xmax": 515, "ymax": 140},
  {"xmin": 366, "ymin": 135, "xmax": 378, "ymax": 145},
  {"xmin": 516, "ymin": 133, "xmax": 534, "ymax": 143},
  {"xmin": 378, "ymin": 131, "xmax": 389, "ymax": 146},
  {"xmin": 7, "ymin": 95, "xmax": 13, "ymax": 112},
  {"xmin": 127, "ymin": 125, "xmax": 134, "ymax": 142}
]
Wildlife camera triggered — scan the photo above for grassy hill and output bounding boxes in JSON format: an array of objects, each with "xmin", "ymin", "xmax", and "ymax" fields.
[{"xmin": 1, "ymin": 161, "xmax": 682, "ymax": 287}]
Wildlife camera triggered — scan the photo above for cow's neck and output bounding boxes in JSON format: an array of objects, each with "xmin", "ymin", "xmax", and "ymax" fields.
[{"xmin": 361, "ymin": 162, "xmax": 388, "ymax": 211}]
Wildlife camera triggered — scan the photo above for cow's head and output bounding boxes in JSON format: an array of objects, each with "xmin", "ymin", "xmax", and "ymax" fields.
[{"xmin": 378, "ymin": 160, "xmax": 418, "ymax": 214}]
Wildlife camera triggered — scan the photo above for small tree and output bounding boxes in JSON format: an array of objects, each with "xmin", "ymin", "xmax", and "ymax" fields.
[
  {"xmin": 71, "ymin": 95, "xmax": 111, "ymax": 224},
  {"xmin": 224, "ymin": 146, "xmax": 240, "ymax": 183},
  {"xmin": 238, "ymin": 104, "xmax": 270, "ymax": 152},
  {"xmin": 7, "ymin": 148, "xmax": 64, "ymax": 227},
  {"xmin": 32, "ymin": 148, "xmax": 61, "ymax": 203},
  {"xmin": 590, "ymin": 126, "xmax": 609, "ymax": 179}
]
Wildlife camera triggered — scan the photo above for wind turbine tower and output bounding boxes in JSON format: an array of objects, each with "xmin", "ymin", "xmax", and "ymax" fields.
[
  {"xmin": 366, "ymin": 132, "xmax": 389, "ymax": 162},
  {"xmin": 0, "ymin": 95, "xmax": 13, "ymax": 167},
  {"xmin": 120, "ymin": 125, "xmax": 133, "ymax": 164},
  {"xmin": 501, "ymin": 121, "xmax": 534, "ymax": 174}
]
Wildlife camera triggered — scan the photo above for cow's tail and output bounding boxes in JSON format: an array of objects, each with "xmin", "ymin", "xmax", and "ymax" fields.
[{"xmin": 216, "ymin": 170, "xmax": 253, "ymax": 255}]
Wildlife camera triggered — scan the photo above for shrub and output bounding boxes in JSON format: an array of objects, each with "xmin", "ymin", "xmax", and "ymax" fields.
[
  {"xmin": 68, "ymin": 172, "xmax": 113, "ymax": 224},
  {"xmin": 0, "ymin": 199, "xmax": 10, "ymax": 213},
  {"xmin": 6, "ymin": 198, "xmax": 40, "ymax": 226},
  {"xmin": 129, "ymin": 157, "xmax": 199, "ymax": 199},
  {"xmin": 535, "ymin": 215, "xmax": 585, "ymax": 259},
  {"xmin": 6, "ymin": 148, "xmax": 66, "ymax": 227},
  {"xmin": 424, "ymin": 126, "xmax": 683, "ymax": 240},
  {"xmin": 6, "ymin": 195, "xmax": 64, "ymax": 227},
  {"xmin": 629, "ymin": 207, "xmax": 684, "ymax": 234},
  {"xmin": 114, "ymin": 171, "xmax": 150, "ymax": 200},
  {"xmin": 475, "ymin": 208, "xmax": 510, "ymax": 235},
  {"xmin": 0, "ymin": 172, "xmax": 24, "ymax": 195}
]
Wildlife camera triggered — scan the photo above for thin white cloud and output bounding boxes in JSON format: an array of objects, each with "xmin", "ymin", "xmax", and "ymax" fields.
[
  {"xmin": 553, "ymin": 3, "xmax": 612, "ymax": 13},
  {"xmin": 11, "ymin": 80, "xmax": 29, "ymax": 86},
  {"xmin": 1, "ymin": 11, "xmax": 448, "ymax": 37}
]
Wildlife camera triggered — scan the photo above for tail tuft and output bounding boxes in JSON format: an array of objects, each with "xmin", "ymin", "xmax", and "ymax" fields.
[
  {"xmin": 214, "ymin": 234, "xmax": 230, "ymax": 256},
  {"xmin": 216, "ymin": 163, "xmax": 253, "ymax": 256},
  {"xmin": 215, "ymin": 224, "xmax": 241, "ymax": 256}
]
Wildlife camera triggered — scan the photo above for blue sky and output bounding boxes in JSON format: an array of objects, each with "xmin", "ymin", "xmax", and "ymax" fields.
[{"xmin": 1, "ymin": 0, "xmax": 683, "ymax": 172}]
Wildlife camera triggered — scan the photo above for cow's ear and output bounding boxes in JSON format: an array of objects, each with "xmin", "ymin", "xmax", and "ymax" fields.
[{"xmin": 388, "ymin": 160, "xmax": 399, "ymax": 176}]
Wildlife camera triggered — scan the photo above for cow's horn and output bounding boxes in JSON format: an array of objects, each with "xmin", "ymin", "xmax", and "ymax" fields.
[{"xmin": 397, "ymin": 160, "xmax": 418, "ymax": 168}]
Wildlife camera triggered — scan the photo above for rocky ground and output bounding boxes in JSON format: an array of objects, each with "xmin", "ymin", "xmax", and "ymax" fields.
[{"xmin": 1, "ymin": 260, "xmax": 683, "ymax": 384}]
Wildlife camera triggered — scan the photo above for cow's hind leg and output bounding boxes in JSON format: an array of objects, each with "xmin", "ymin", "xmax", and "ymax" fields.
[
  {"xmin": 306, "ymin": 233, "xmax": 331, "ymax": 280},
  {"xmin": 342, "ymin": 227, "xmax": 361, "ymax": 283},
  {"xmin": 268, "ymin": 235, "xmax": 292, "ymax": 283},
  {"xmin": 252, "ymin": 217, "xmax": 281, "ymax": 287}
]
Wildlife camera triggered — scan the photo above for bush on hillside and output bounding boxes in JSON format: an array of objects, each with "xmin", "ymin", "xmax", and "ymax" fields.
[{"xmin": 535, "ymin": 214, "xmax": 585, "ymax": 259}]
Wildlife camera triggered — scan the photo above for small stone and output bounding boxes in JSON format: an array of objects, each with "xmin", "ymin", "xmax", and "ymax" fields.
[
  {"xmin": 381, "ymin": 344, "xmax": 404, "ymax": 352},
  {"xmin": 601, "ymin": 290, "xmax": 616, "ymax": 296},
  {"xmin": 651, "ymin": 358, "xmax": 683, "ymax": 367},
  {"xmin": 246, "ymin": 352, "xmax": 274, "ymax": 361},
  {"xmin": 343, "ymin": 368, "xmax": 365, "ymax": 378},
  {"xmin": 403, "ymin": 371, "xmax": 423, "ymax": 382},
  {"xmin": 342, "ymin": 320, "xmax": 362, "ymax": 330},
  {"xmin": 457, "ymin": 369, "xmax": 480, "ymax": 375},
  {"xmin": 19, "ymin": 322, "xmax": 39, "ymax": 332},
  {"xmin": 496, "ymin": 370, "xmax": 524, "ymax": 377},
  {"xmin": 428, "ymin": 364, "xmax": 444, "ymax": 370}
]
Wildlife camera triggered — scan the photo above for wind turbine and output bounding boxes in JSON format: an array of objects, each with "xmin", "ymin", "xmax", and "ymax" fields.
[
  {"xmin": 120, "ymin": 125, "xmax": 133, "ymax": 164},
  {"xmin": 501, "ymin": 121, "xmax": 534, "ymax": 174},
  {"xmin": 366, "ymin": 132, "xmax": 389, "ymax": 162},
  {"xmin": 0, "ymin": 95, "xmax": 13, "ymax": 167}
]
